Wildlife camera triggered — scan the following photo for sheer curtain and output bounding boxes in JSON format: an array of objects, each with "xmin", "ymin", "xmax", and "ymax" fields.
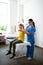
[{"xmin": 0, "ymin": 2, "xmax": 10, "ymax": 33}]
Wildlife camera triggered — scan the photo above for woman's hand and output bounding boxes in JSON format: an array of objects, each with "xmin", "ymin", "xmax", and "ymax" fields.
[{"xmin": 21, "ymin": 27, "xmax": 30, "ymax": 35}]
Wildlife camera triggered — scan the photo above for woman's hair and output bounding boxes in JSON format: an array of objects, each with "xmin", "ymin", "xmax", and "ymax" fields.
[
  {"xmin": 19, "ymin": 24, "xmax": 24, "ymax": 28},
  {"xmin": 28, "ymin": 19, "xmax": 35, "ymax": 27}
]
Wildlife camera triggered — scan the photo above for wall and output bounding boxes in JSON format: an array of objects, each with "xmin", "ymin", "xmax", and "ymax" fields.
[
  {"xmin": 9, "ymin": 0, "xmax": 43, "ymax": 48},
  {"xmin": 24, "ymin": 0, "xmax": 43, "ymax": 48},
  {"xmin": 17, "ymin": 0, "xmax": 24, "ymax": 23},
  {"xmin": 10, "ymin": 0, "xmax": 17, "ymax": 33},
  {"xmin": 10, "ymin": 0, "xmax": 24, "ymax": 33}
]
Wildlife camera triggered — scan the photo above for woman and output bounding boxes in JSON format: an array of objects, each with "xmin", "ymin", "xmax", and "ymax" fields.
[
  {"xmin": 22, "ymin": 19, "xmax": 36, "ymax": 60},
  {"xmin": 6, "ymin": 24, "xmax": 24, "ymax": 59},
  {"xmin": 26, "ymin": 19, "xmax": 36, "ymax": 60}
]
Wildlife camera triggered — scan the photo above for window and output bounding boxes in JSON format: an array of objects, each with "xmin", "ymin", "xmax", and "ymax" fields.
[{"xmin": 0, "ymin": 2, "xmax": 10, "ymax": 33}]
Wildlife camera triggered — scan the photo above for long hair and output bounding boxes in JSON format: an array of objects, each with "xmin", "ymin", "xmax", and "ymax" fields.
[
  {"xmin": 28, "ymin": 19, "xmax": 35, "ymax": 27},
  {"xmin": 33, "ymin": 21, "xmax": 35, "ymax": 27}
]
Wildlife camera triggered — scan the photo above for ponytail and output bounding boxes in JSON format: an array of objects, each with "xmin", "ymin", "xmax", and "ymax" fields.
[
  {"xmin": 33, "ymin": 21, "xmax": 35, "ymax": 27},
  {"xmin": 28, "ymin": 19, "xmax": 35, "ymax": 27}
]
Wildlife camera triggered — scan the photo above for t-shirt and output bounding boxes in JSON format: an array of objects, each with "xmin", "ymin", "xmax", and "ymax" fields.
[
  {"xmin": 18, "ymin": 30, "xmax": 24, "ymax": 42},
  {"xmin": 26, "ymin": 25, "xmax": 36, "ymax": 44}
]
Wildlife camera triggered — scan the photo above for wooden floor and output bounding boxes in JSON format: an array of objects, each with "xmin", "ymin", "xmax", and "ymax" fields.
[{"xmin": 0, "ymin": 45, "xmax": 43, "ymax": 65}]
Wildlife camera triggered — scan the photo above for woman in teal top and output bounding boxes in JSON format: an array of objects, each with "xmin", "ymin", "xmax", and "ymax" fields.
[
  {"xmin": 20, "ymin": 19, "xmax": 36, "ymax": 60},
  {"xmin": 26, "ymin": 19, "xmax": 36, "ymax": 60},
  {"xmin": 19, "ymin": 19, "xmax": 36, "ymax": 60}
]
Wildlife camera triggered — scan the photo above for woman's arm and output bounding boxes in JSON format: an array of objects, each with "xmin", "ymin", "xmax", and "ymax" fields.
[{"xmin": 22, "ymin": 28, "xmax": 30, "ymax": 35}]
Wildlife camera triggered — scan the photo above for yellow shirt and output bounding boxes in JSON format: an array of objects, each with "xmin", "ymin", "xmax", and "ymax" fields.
[{"xmin": 18, "ymin": 30, "xmax": 24, "ymax": 42}]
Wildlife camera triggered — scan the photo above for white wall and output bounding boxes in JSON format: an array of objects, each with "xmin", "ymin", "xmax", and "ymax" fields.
[
  {"xmin": 9, "ymin": 0, "xmax": 43, "ymax": 48},
  {"xmin": 10, "ymin": 0, "xmax": 17, "ymax": 33},
  {"xmin": 0, "ymin": 0, "xmax": 9, "ymax": 3},
  {"xmin": 17, "ymin": 0, "xmax": 24, "ymax": 22},
  {"xmin": 24, "ymin": 0, "xmax": 43, "ymax": 48},
  {"xmin": 10, "ymin": 0, "xmax": 24, "ymax": 33}
]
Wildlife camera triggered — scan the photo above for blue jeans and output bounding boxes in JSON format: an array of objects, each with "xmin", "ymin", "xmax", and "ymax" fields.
[{"xmin": 26, "ymin": 43, "xmax": 34, "ymax": 58}]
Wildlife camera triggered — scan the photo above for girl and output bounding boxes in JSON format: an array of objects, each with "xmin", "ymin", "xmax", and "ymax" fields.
[{"xmin": 6, "ymin": 24, "xmax": 24, "ymax": 59}]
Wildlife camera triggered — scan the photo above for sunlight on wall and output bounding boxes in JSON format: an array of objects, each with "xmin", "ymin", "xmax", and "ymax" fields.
[{"xmin": 24, "ymin": 0, "xmax": 43, "ymax": 48}]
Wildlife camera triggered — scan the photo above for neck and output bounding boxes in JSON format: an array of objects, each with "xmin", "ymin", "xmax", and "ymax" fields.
[{"xmin": 30, "ymin": 25, "xmax": 33, "ymax": 27}]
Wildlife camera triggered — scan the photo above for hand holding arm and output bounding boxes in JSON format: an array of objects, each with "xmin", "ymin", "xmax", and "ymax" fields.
[{"xmin": 21, "ymin": 28, "xmax": 30, "ymax": 35}]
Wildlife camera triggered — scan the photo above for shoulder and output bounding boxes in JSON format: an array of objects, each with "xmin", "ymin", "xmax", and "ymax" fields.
[{"xmin": 26, "ymin": 25, "xmax": 29, "ymax": 29}]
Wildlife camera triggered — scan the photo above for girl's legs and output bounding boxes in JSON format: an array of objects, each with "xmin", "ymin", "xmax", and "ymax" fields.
[
  {"xmin": 6, "ymin": 39, "xmax": 17, "ymax": 55},
  {"xmin": 13, "ymin": 40, "xmax": 23, "ymax": 55},
  {"xmin": 10, "ymin": 40, "xmax": 23, "ymax": 59}
]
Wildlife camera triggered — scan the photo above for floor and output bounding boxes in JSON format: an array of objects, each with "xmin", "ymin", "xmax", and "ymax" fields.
[{"xmin": 0, "ymin": 45, "xmax": 43, "ymax": 65}]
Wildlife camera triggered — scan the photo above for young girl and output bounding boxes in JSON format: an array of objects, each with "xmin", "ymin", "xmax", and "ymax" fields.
[{"xmin": 6, "ymin": 24, "xmax": 24, "ymax": 59}]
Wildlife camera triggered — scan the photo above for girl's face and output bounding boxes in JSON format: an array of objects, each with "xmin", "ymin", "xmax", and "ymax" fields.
[
  {"xmin": 19, "ymin": 25, "xmax": 22, "ymax": 30},
  {"xmin": 29, "ymin": 21, "xmax": 33, "ymax": 26}
]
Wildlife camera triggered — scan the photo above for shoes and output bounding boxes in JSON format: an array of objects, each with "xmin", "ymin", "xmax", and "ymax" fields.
[
  {"xmin": 10, "ymin": 54, "xmax": 15, "ymax": 59},
  {"xmin": 6, "ymin": 51, "xmax": 11, "ymax": 55},
  {"xmin": 27, "ymin": 57, "xmax": 32, "ymax": 60}
]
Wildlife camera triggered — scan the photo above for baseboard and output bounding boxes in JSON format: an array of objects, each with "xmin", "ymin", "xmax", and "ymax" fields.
[{"xmin": 35, "ymin": 45, "xmax": 43, "ymax": 49}]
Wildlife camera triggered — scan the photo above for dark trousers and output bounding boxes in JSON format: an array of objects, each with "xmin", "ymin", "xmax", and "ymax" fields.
[{"xmin": 9, "ymin": 39, "xmax": 23, "ymax": 55}]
